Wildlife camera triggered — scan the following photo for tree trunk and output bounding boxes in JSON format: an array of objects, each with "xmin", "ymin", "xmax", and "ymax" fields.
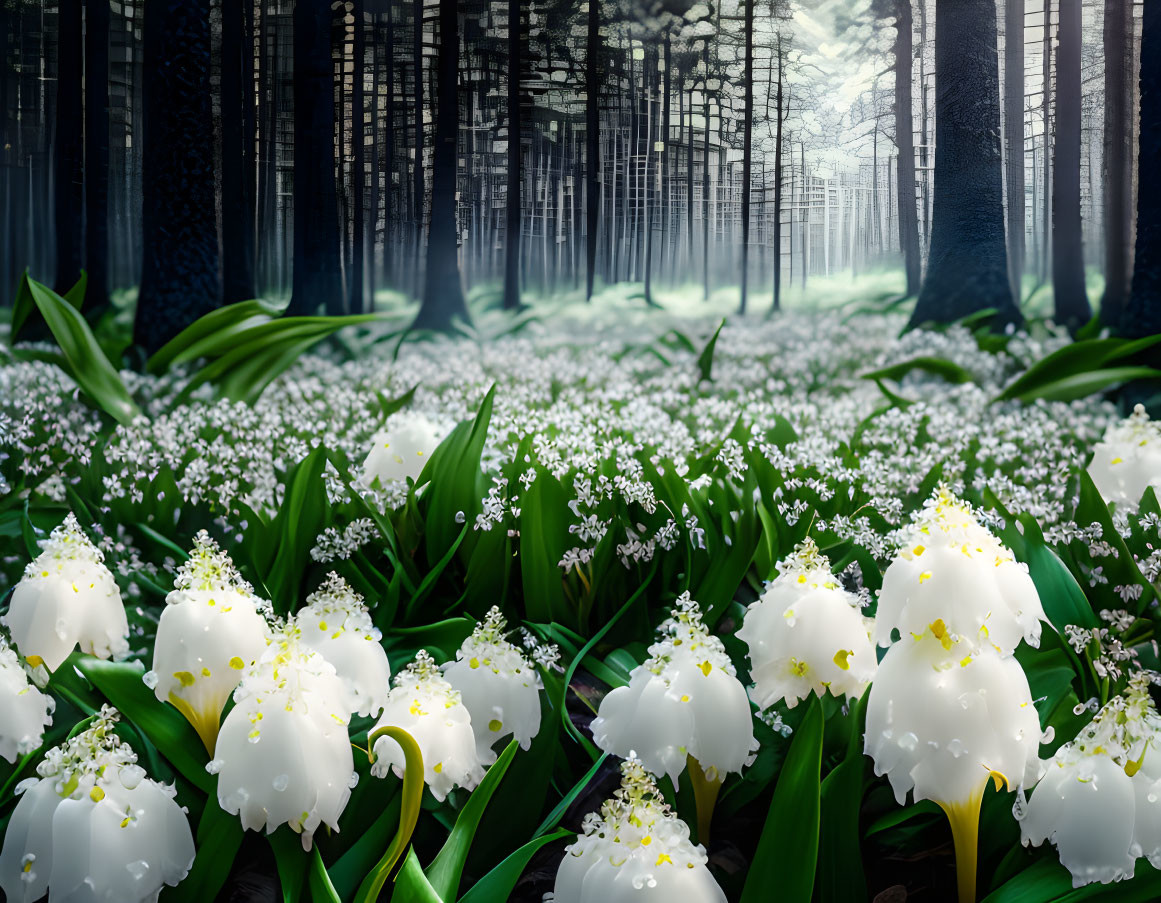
[
  {"xmin": 349, "ymin": 0, "xmax": 365, "ymax": 313},
  {"xmin": 895, "ymin": 0, "xmax": 921, "ymax": 296},
  {"xmin": 584, "ymin": 0, "xmax": 599, "ymax": 299},
  {"xmin": 910, "ymin": 0, "xmax": 1019, "ymax": 328},
  {"xmin": 221, "ymin": 0, "xmax": 256, "ymax": 303},
  {"xmin": 84, "ymin": 0, "xmax": 111, "ymax": 318},
  {"xmin": 1004, "ymin": 0, "xmax": 1024, "ymax": 302},
  {"xmin": 702, "ymin": 48, "xmax": 711, "ymax": 300},
  {"xmin": 773, "ymin": 35, "xmax": 784, "ymax": 311},
  {"xmin": 413, "ymin": 0, "xmax": 425, "ymax": 234},
  {"xmin": 135, "ymin": 0, "xmax": 221, "ymax": 353},
  {"xmin": 1040, "ymin": 0, "xmax": 1052, "ymax": 282},
  {"xmin": 502, "ymin": 0, "xmax": 522, "ymax": 309},
  {"xmin": 1123, "ymin": 0, "xmax": 1161, "ymax": 336},
  {"xmin": 54, "ymin": 0, "xmax": 83, "ymax": 293},
  {"xmin": 413, "ymin": 0, "xmax": 468, "ymax": 329},
  {"xmin": 739, "ymin": 0, "xmax": 754, "ymax": 313},
  {"xmin": 1103, "ymin": 0, "xmax": 1134, "ymax": 327},
  {"xmin": 1051, "ymin": 0, "xmax": 1089, "ymax": 331}
]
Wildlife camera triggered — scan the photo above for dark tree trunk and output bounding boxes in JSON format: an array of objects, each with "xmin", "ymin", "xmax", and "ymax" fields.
[
  {"xmin": 413, "ymin": 0, "xmax": 424, "ymax": 232},
  {"xmin": 1040, "ymin": 0, "xmax": 1052, "ymax": 282},
  {"xmin": 413, "ymin": 0, "xmax": 468, "ymax": 329},
  {"xmin": 502, "ymin": 0, "xmax": 522, "ymax": 310},
  {"xmin": 896, "ymin": 0, "xmax": 920, "ymax": 297},
  {"xmin": 350, "ymin": 0, "xmax": 366, "ymax": 314},
  {"xmin": 1051, "ymin": 0, "xmax": 1089, "ymax": 331},
  {"xmin": 221, "ymin": 0, "xmax": 256, "ymax": 303},
  {"xmin": 584, "ymin": 0, "xmax": 599, "ymax": 300},
  {"xmin": 687, "ymin": 81, "xmax": 694, "ymax": 274},
  {"xmin": 1004, "ymin": 0, "xmax": 1024, "ymax": 302},
  {"xmin": 54, "ymin": 0, "xmax": 83, "ymax": 293},
  {"xmin": 738, "ymin": 0, "xmax": 754, "ymax": 313},
  {"xmin": 1124, "ymin": 0, "xmax": 1161, "ymax": 336},
  {"xmin": 659, "ymin": 33, "xmax": 671, "ymax": 288},
  {"xmin": 135, "ymin": 0, "xmax": 221, "ymax": 354},
  {"xmin": 643, "ymin": 46, "xmax": 656, "ymax": 306},
  {"xmin": 1104, "ymin": 0, "xmax": 1134, "ymax": 327},
  {"xmin": 910, "ymin": 0, "xmax": 1019, "ymax": 328},
  {"xmin": 772, "ymin": 35, "xmax": 784, "ymax": 311},
  {"xmin": 84, "ymin": 0, "xmax": 111, "ymax": 318},
  {"xmin": 702, "ymin": 48, "xmax": 710, "ymax": 300},
  {"xmin": 288, "ymin": 0, "xmax": 343, "ymax": 316}
]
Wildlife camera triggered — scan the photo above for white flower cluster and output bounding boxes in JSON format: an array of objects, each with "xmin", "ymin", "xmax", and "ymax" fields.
[{"xmin": 1088, "ymin": 405, "xmax": 1161, "ymax": 510}]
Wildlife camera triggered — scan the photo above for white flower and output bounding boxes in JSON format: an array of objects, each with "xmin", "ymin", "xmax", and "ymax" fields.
[
  {"xmin": 294, "ymin": 572, "xmax": 391, "ymax": 718},
  {"xmin": 1019, "ymin": 677, "xmax": 1161, "ymax": 887},
  {"xmin": 1088, "ymin": 405, "xmax": 1161, "ymax": 509},
  {"xmin": 591, "ymin": 593, "xmax": 758, "ymax": 785},
  {"xmin": 0, "ymin": 707, "xmax": 194, "ymax": 903},
  {"xmin": 361, "ymin": 411, "xmax": 442, "ymax": 488},
  {"xmin": 149, "ymin": 531, "xmax": 270, "ymax": 753},
  {"xmin": 737, "ymin": 539, "xmax": 876, "ymax": 709},
  {"xmin": 371, "ymin": 650, "xmax": 485, "ymax": 801},
  {"xmin": 442, "ymin": 607, "xmax": 544, "ymax": 763},
  {"xmin": 0, "ymin": 636, "xmax": 54, "ymax": 763},
  {"xmin": 875, "ymin": 488, "xmax": 1046, "ymax": 655},
  {"xmin": 2, "ymin": 514, "xmax": 129, "ymax": 672},
  {"xmin": 212, "ymin": 626, "xmax": 355, "ymax": 851},
  {"xmin": 551, "ymin": 757, "xmax": 726, "ymax": 903}
]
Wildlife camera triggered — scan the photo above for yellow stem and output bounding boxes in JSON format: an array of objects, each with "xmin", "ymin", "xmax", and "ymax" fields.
[
  {"xmin": 937, "ymin": 772, "xmax": 1005, "ymax": 903},
  {"xmin": 168, "ymin": 694, "xmax": 219, "ymax": 756},
  {"xmin": 687, "ymin": 754, "xmax": 722, "ymax": 846}
]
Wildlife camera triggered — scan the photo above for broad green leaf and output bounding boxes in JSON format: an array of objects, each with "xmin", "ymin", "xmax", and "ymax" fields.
[
  {"xmin": 740, "ymin": 695, "xmax": 823, "ymax": 903},
  {"xmin": 22, "ymin": 275, "xmax": 141, "ymax": 425},
  {"xmin": 999, "ymin": 366, "xmax": 1161, "ymax": 403},
  {"xmin": 330, "ymin": 790, "xmax": 402, "ymax": 899},
  {"xmin": 378, "ymin": 383, "xmax": 419, "ymax": 419},
  {"xmin": 270, "ymin": 829, "xmax": 308, "ymax": 903},
  {"xmin": 534, "ymin": 753, "xmax": 609, "ymax": 838},
  {"xmin": 266, "ymin": 447, "xmax": 330, "ymax": 612},
  {"xmin": 458, "ymin": 829, "xmax": 572, "ymax": 903},
  {"xmin": 519, "ymin": 469, "xmax": 572, "ymax": 623},
  {"xmin": 861, "ymin": 355, "xmax": 974, "ymax": 385},
  {"xmin": 147, "ymin": 298, "xmax": 278, "ymax": 373},
  {"xmin": 309, "ymin": 847, "xmax": 342, "ymax": 903},
  {"xmin": 981, "ymin": 856, "xmax": 1161, "ymax": 902},
  {"xmin": 995, "ymin": 334, "xmax": 1161, "ymax": 402},
  {"xmin": 697, "ymin": 318, "xmax": 725, "ymax": 382},
  {"xmin": 1022, "ymin": 531, "xmax": 1097, "ymax": 631},
  {"xmin": 818, "ymin": 690, "xmax": 868, "ymax": 903},
  {"xmin": 388, "ymin": 849, "xmax": 443, "ymax": 903},
  {"xmin": 11, "ymin": 269, "xmax": 85, "ymax": 339}
]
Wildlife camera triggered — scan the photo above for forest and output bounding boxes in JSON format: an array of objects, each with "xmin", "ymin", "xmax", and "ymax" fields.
[{"xmin": 3, "ymin": 1, "xmax": 1161, "ymax": 902}]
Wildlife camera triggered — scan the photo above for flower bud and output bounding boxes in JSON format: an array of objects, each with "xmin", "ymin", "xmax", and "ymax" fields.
[
  {"xmin": 2, "ymin": 514, "xmax": 129, "ymax": 672},
  {"xmin": 371, "ymin": 650, "xmax": 485, "ymax": 801},
  {"xmin": 738, "ymin": 539, "xmax": 875, "ymax": 709},
  {"xmin": 361, "ymin": 411, "xmax": 442, "ymax": 489},
  {"xmin": 0, "ymin": 636, "xmax": 54, "ymax": 763},
  {"xmin": 1088, "ymin": 405, "xmax": 1161, "ymax": 510},
  {"xmin": 442, "ymin": 607, "xmax": 544, "ymax": 763},
  {"xmin": 149, "ymin": 531, "xmax": 270, "ymax": 753},
  {"xmin": 591, "ymin": 593, "xmax": 757, "ymax": 785},
  {"xmin": 0, "ymin": 707, "xmax": 194, "ymax": 903}
]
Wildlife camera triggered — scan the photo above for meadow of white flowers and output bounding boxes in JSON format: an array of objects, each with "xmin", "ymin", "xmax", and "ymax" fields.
[{"xmin": 3, "ymin": 305, "xmax": 1161, "ymax": 902}]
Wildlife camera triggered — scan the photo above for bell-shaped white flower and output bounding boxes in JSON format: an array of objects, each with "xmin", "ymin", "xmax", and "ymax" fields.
[
  {"xmin": 361, "ymin": 410, "xmax": 442, "ymax": 489},
  {"xmin": 865, "ymin": 625, "xmax": 1044, "ymax": 903},
  {"xmin": 0, "ymin": 636, "xmax": 54, "ymax": 762},
  {"xmin": 551, "ymin": 757, "xmax": 726, "ymax": 903},
  {"xmin": 0, "ymin": 706, "xmax": 194, "ymax": 903},
  {"xmin": 148, "ymin": 531, "xmax": 270, "ymax": 753},
  {"xmin": 1088, "ymin": 405, "xmax": 1161, "ymax": 509},
  {"xmin": 2, "ymin": 514, "xmax": 129, "ymax": 672},
  {"xmin": 1019, "ymin": 676, "xmax": 1161, "ymax": 887},
  {"xmin": 591, "ymin": 593, "xmax": 758, "ymax": 786},
  {"xmin": 442, "ymin": 607, "xmax": 545, "ymax": 763},
  {"xmin": 738, "ymin": 539, "xmax": 876, "ymax": 709},
  {"xmin": 875, "ymin": 488, "xmax": 1045, "ymax": 655},
  {"xmin": 371, "ymin": 650, "xmax": 485, "ymax": 801},
  {"xmin": 212, "ymin": 626, "xmax": 356, "ymax": 851},
  {"xmin": 293, "ymin": 572, "xmax": 391, "ymax": 718}
]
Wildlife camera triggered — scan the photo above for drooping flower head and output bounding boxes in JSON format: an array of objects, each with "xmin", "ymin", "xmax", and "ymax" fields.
[
  {"xmin": 371, "ymin": 650, "xmax": 485, "ymax": 801},
  {"xmin": 0, "ymin": 706, "xmax": 195, "ymax": 903},
  {"xmin": 1019, "ymin": 674, "xmax": 1161, "ymax": 887},
  {"xmin": 212, "ymin": 624, "xmax": 356, "ymax": 851},
  {"xmin": 294, "ymin": 572, "xmax": 391, "ymax": 718},
  {"xmin": 876, "ymin": 487, "xmax": 1046, "ymax": 655},
  {"xmin": 149, "ymin": 531, "xmax": 270, "ymax": 753},
  {"xmin": 1088, "ymin": 405, "xmax": 1161, "ymax": 510},
  {"xmin": 738, "ymin": 538, "xmax": 876, "ymax": 709},
  {"xmin": 591, "ymin": 593, "xmax": 758, "ymax": 785},
  {"xmin": 550, "ymin": 757, "xmax": 726, "ymax": 903},
  {"xmin": 0, "ymin": 635, "xmax": 54, "ymax": 763},
  {"xmin": 442, "ymin": 607, "xmax": 545, "ymax": 763},
  {"xmin": 3, "ymin": 513, "xmax": 129, "ymax": 672},
  {"xmin": 361, "ymin": 410, "xmax": 443, "ymax": 490}
]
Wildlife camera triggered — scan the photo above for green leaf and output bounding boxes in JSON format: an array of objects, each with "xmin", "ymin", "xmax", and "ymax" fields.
[
  {"xmin": 425, "ymin": 740, "xmax": 520, "ymax": 901},
  {"xmin": 378, "ymin": 384, "xmax": 420, "ymax": 419},
  {"xmin": 519, "ymin": 469, "xmax": 571, "ymax": 623},
  {"xmin": 309, "ymin": 847, "xmax": 342, "ymax": 903},
  {"xmin": 1022, "ymin": 531, "xmax": 1097, "ymax": 631},
  {"xmin": 981, "ymin": 856, "xmax": 1161, "ymax": 902},
  {"xmin": 1000, "ymin": 366, "xmax": 1161, "ymax": 403},
  {"xmin": 861, "ymin": 355, "xmax": 974, "ymax": 385},
  {"xmin": 458, "ymin": 829, "xmax": 572, "ymax": 903},
  {"xmin": 994, "ymin": 332, "xmax": 1161, "ymax": 403},
  {"xmin": 818, "ymin": 691, "xmax": 868, "ymax": 903},
  {"xmin": 270, "ymin": 830, "xmax": 309, "ymax": 903},
  {"xmin": 266, "ymin": 447, "xmax": 330, "ymax": 612},
  {"xmin": 21, "ymin": 274, "xmax": 141, "ymax": 425},
  {"xmin": 12, "ymin": 269, "xmax": 85, "ymax": 339},
  {"xmin": 388, "ymin": 849, "xmax": 443, "ymax": 903},
  {"xmin": 697, "ymin": 318, "xmax": 725, "ymax": 382},
  {"xmin": 740, "ymin": 695, "xmax": 823, "ymax": 903},
  {"xmin": 164, "ymin": 797, "xmax": 243, "ymax": 902},
  {"xmin": 533, "ymin": 753, "xmax": 609, "ymax": 838},
  {"xmin": 74, "ymin": 658, "xmax": 212, "ymax": 792},
  {"xmin": 148, "ymin": 299, "xmax": 279, "ymax": 372}
]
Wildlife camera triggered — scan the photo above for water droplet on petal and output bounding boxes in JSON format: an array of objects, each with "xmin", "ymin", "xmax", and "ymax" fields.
[{"xmin": 272, "ymin": 774, "xmax": 289, "ymax": 792}]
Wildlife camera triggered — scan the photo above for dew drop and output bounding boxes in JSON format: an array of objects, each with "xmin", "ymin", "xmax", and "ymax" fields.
[
  {"xmin": 142, "ymin": 671, "xmax": 159, "ymax": 690},
  {"xmin": 126, "ymin": 860, "xmax": 150, "ymax": 881},
  {"xmin": 205, "ymin": 759, "xmax": 224, "ymax": 775},
  {"xmin": 272, "ymin": 774, "xmax": 290, "ymax": 792}
]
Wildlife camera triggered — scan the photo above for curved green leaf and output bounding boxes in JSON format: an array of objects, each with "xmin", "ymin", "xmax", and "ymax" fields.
[
  {"xmin": 861, "ymin": 355, "xmax": 974, "ymax": 385},
  {"xmin": 355, "ymin": 726, "xmax": 425, "ymax": 903},
  {"xmin": 458, "ymin": 829, "xmax": 572, "ymax": 903}
]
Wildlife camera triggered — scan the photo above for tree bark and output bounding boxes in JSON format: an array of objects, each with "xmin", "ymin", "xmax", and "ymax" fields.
[
  {"xmin": 84, "ymin": 0, "xmax": 111, "ymax": 318},
  {"xmin": 221, "ymin": 0, "xmax": 256, "ymax": 303},
  {"xmin": 413, "ymin": 0, "xmax": 468, "ymax": 329},
  {"xmin": 1051, "ymin": 0, "xmax": 1089, "ymax": 331},
  {"xmin": 350, "ymin": 0, "xmax": 366, "ymax": 313},
  {"xmin": 773, "ymin": 34, "xmax": 784, "ymax": 310},
  {"xmin": 1123, "ymin": 0, "xmax": 1161, "ymax": 336},
  {"xmin": 1004, "ymin": 0, "xmax": 1024, "ymax": 302},
  {"xmin": 895, "ymin": 0, "xmax": 921, "ymax": 296},
  {"xmin": 54, "ymin": 0, "xmax": 84, "ymax": 293},
  {"xmin": 1103, "ymin": 0, "xmax": 1134, "ymax": 327},
  {"xmin": 135, "ymin": 0, "xmax": 221, "ymax": 354},
  {"xmin": 910, "ymin": 0, "xmax": 1019, "ymax": 328},
  {"xmin": 584, "ymin": 0, "xmax": 599, "ymax": 299},
  {"xmin": 739, "ymin": 0, "xmax": 754, "ymax": 313},
  {"xmin": 502, "ymin": 0, "xmax": 522, "ymax": 310}
]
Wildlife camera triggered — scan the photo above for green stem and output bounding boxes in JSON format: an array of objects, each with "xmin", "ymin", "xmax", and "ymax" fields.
[{"xmin": 687, "ymin": 754, "xmax": 722, "ymax": 846}]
